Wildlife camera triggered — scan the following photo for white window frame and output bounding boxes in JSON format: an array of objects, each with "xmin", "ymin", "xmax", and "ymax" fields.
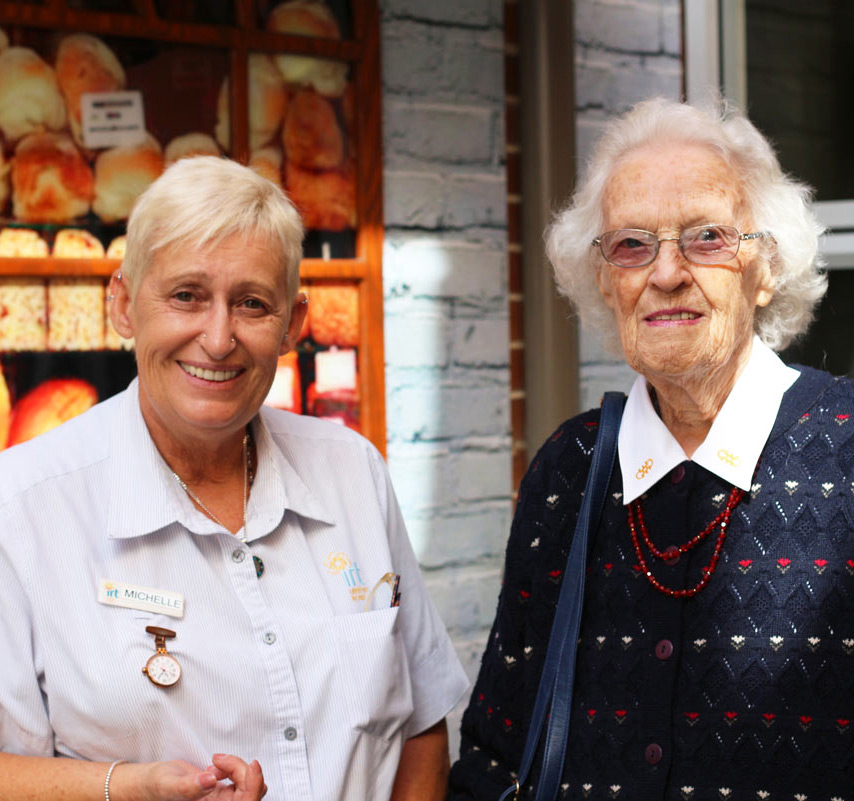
[{"xmin": 684, "ymin": 0, "xmax": 854, "ymax": 269}]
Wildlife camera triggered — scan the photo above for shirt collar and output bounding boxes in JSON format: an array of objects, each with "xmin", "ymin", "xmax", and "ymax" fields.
[
  {"xmin": 618, "ymin": 336, "xmax": 799, "ymax": 504},
  {"xmin": 106, "ymin": 380, "xmax": 332, "ymax": 539}
]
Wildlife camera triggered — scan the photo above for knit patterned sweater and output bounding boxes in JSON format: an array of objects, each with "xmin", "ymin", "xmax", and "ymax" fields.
[{"xmin": 449, "ymin": 366, "xmax": 854, "ymax": 801}]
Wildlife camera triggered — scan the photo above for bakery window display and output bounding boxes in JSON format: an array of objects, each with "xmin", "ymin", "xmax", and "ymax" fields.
[{"xmin": 0, "ymin": 0, "xmax": 385, "ymax": 454}]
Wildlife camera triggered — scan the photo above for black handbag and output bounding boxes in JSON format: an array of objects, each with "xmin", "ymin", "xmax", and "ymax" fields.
[{"xmin": 499, "ymin": 392, "xmax": 624, "ymax": 801}]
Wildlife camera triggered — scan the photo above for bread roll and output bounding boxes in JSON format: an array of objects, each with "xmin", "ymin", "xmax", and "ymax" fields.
[
  {"xmin": 283, "ymin": 90, "xmax": 343, "ymax": 170},
  {"xmin": 0, "ymin": 48, "xmax": 67, "ymax": 142},
  {"xmin": 164, "ymin": 132, "xmax": 220, "ymax": 165},
  {"xmin": 285, "ymin": 159, "xmax": 356, "ymax": 231},
  {"xmin": 215, "ymin": 54, "xmax": 289, "ymax": 153},
  {"xmin": 248, "ymin": 147, "xmax": 283, "ymax": 189},
  {"xmin": 0, "ymin": 278, "xmax": 47, "ymax": 351},
  {"xmin": 93, "ymin": 133, "xmax": 163, "ymax": 222},
  {"xmin": 266, "ymin": 1, "xmax": 348, "ymax": 97},
  {"xmin": 7, "ymin": 378, "xmax": 98, "ymax": 446},
  {"xmin": 55, "ymin": 34, "xmax": 126, "ymax": 147},
  {"xmin": 308, "ymin": 284, "xmax": 358, "ymax": 347},
  {"xmin": 52, "ymin": 228, "xmax": 105, "ymax": 259},
  {"xmin": 48, "ymin": 279, "xmax": 105, "ymax": 350},
  {"xmin": 106, "ymin": 234, "xmax": 126, "ymax": 259},
  {"xmin": 0, "ymin": 228, "xmax": 48, "ymax": 257},
  {"xmin": 12, "ymin": 133, "xmax": 94, "ymax": 222}
]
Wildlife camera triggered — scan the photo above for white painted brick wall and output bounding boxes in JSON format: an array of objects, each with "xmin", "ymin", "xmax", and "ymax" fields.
[
  {"xmin": 574, "ymin": 0, "xmax": 682, "ymax": 411},
  {"xmin": 381, "ymin": 0, "xmax": 510, "ymax": 755}
]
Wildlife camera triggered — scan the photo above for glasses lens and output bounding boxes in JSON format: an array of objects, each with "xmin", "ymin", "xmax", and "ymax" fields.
[
  {"xmin": 599, "ymin": 229, "xmax": 658, "ymax": 267},
  {"xmin": 680, "ymin": 225, "xmax": 740, "ymax": 264}
]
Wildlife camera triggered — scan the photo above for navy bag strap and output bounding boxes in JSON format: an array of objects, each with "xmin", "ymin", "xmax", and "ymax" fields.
[{"xmin": 498, "ymin": 391, "xmax": 625, "ymax": 801}]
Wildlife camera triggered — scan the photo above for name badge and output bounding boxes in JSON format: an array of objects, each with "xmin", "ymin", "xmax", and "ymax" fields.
[{"xmin": 98, "ymin": 579, "xmax": 185, "ymax": 619}]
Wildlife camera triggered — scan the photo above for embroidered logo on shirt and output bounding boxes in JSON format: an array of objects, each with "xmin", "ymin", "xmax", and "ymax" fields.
[
  {"xmin": 717, "ymin": 449, "xmax": 741, "ymax": 466},
  {"xmin": 635, "ymin": 458, "xmax": 653, "ymax": 480},
  {"xmin": 323, "ymin": 551, "xmax": 368, "ymax": 602}
]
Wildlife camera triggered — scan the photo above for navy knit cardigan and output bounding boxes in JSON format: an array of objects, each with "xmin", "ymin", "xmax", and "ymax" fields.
[{"xmin": 449, "ymin": 366, "xmax": 854, "ymax": 801}]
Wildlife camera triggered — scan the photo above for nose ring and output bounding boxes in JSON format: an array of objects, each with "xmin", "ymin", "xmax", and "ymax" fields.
[{"xmin": 230, "ymin": 337, "xmax": 235, "ymax": 345}]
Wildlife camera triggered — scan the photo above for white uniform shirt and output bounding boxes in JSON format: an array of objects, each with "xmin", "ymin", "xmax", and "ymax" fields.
[
  {"xmin": 0, "ymin": 380, "xmax": 468, "ymax": 801},
  {"xmin": 618, "ymin": 336, "xmax": 800, "ymax": 503}
]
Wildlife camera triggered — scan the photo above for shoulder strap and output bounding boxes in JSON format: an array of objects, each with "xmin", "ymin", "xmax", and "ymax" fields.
[{"xmin": 499, "ymin": 391, "xmax": 624, "ymax": 801}]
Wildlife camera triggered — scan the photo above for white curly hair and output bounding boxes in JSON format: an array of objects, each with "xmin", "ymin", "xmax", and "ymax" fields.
[{"xmin": 545, "ymin": 97, "xmax": 827, "ymax": 352}]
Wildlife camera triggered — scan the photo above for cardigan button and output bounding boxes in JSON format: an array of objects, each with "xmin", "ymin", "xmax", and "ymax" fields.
[
  {"xmin": 645, "ymin": 743, "xmax": 663, "ymax": 765},
  {"xmin": 655, "ymin": 639, "xmax": 674, "ymax": 660}
]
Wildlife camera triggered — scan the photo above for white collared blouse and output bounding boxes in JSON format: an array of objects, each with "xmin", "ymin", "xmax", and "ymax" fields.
[
  {"xmin": 0, "ymin": 380, "xmax": 468, "ymax": 801},
  {"xmin": 618, "ymin": 336, "xmax": 800, "ymax": 504}
]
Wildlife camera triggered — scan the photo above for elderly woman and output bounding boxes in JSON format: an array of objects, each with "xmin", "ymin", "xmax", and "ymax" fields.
[
  {"xmin": 0, "ymin": 157, "xmax": 467, "ymax": 801},
  {"xmin": 448, "ymin": 98, "xmax": 853, "ymax": 800}
]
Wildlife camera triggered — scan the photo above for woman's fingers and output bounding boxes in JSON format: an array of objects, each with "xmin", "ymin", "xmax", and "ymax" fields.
[
  {"xmin": 209, "ymin": 754, "xmax": 266, "ymax": 800},
  {"xmin": 118, "ymin": 760, "xmax": 219, "ymax": 801}
]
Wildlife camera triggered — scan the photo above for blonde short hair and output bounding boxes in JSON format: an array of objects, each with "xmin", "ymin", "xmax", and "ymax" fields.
[
  {"xmin": 123, "ymin": 156, "xmax": 304, "ymax": 300},
  {"xmin": 546, "ymin": 97, "xmax": 827, "ymax": 352}
]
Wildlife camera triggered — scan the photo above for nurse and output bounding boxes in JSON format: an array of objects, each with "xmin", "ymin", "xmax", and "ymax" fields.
[{"xmin": 0, "ymin": 156, "xmax": 468, "ymax": 801}]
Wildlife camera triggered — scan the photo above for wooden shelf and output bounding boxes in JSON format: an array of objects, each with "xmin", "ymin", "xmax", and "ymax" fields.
[{"xmin": 0, "ymin": 257, "xmax": 369, "ymax": 281}]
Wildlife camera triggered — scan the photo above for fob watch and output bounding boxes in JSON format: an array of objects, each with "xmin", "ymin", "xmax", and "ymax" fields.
[{"xmin": 142, "ymin": 626, "xmax": 182, "ymax": 687}]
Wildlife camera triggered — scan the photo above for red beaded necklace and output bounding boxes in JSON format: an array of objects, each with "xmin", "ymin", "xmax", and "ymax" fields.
[{"xmin": 627, "ymin": 485, "xmax": 745, "ymax": 598}]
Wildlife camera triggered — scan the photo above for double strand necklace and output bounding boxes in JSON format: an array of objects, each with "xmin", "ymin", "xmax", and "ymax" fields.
[
  {"xmin": 627, "ymin": 484, "xmax": 745, "ymax": 598},
  {"xmin": 171, "ymin": 431, "xmax": 264, "ymax": 577}
]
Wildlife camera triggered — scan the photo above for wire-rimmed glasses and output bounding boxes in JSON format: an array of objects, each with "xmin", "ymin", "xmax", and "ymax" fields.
[{"xmin": 591, "ymin": 224, "xmax": 767, "ymax": 268}]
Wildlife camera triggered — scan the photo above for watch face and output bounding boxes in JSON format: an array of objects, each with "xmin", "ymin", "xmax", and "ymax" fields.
[{"xmin": 143, "ymin": 653, "xmax": 182, "ymax": 687}]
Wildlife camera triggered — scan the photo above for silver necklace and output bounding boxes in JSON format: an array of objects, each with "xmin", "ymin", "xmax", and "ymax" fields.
[{"xmin": 171, "ymin": 432, "xmax": 249, "ymax": 543}]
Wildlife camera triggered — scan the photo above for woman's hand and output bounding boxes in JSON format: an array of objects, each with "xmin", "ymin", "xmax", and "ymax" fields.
[{"xmin": 114, "ymin": 755, "xmax": 266, "ymax": 801}]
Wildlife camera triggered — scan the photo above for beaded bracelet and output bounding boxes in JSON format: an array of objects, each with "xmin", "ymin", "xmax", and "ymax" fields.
[{"xmin": 105, "ymin": 760, "xmax": 127, "ymax": 801}]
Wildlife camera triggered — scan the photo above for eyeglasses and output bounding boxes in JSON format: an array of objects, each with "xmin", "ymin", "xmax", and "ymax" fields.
[{"xmin": 591, "ymin": 224, "xmax": 767, "ymax": 268}]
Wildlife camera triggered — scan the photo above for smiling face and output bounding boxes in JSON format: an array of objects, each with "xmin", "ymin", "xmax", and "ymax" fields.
[
  {"xmin": 110, "ymin": 232, "xmax": 306, "ymax": 450},
  {"xmin": 596, "ymin": 142, "xmax": 775, "ymax": 389}
]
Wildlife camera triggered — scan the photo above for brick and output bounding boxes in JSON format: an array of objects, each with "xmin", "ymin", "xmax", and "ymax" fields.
[
  {"xmin": 386, "ymin": 444, "xmax": 456, "ymax": 512},
  {"xmin": 387, "ymin": 383, "xmax": 510, "ymax": 440},
  {"xmin": 405, "ymin": 504, "xmax": 511, "ymax": 568},
  {"xmin": 382, "ymin": 0, "xmax": 502, "ymax": 28},
  {"xmin": 451, "ymin": 318, "xmax": 510, "ymax": 367},
  {"xmin": 575, "ymin": 0, "xmax": 661, "ymax": 54},
  {"xmin": 382, "ymin": 22, "xmax": 504, "ymax": 103},
  {"xmin": 661, "ymin": 4, "xmax": 681, "ymax": 55},
  {"xmin": 384, "ymin": 313, "xmax": 451, "ymax": 368},
  {"xmin": 385, "ymin": 101, "xmax": 496, "ymax": 165},
  {"xmin": 575, "ymin": 52, "xmax": 681, "ymax": 115},
  {"xmin": 424, "ymin": 561, "xmax": 504, "ymax": 634},
  {"xmin": 384, "ymin": 170, "xmax": 445, "ymax": 228},
  {"xmin": 445, "ymin": 174, "xmax": 507, "ymax": 228},
  {"xmin": 455, "ymin": 449, "xmax": 512, "ymax": 501},
  {"xmin": 384, "ymin": 238, "xmax": 506, "ymax": 300},
  {"xmin": 579, "ymin": 360, "xmax": 638, "ymax": 413}
]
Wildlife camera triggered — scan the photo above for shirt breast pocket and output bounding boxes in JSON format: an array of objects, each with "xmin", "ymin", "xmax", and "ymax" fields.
[{"xmin": 333, "ymin": 607, "xmax": 414, "ymax": 741}]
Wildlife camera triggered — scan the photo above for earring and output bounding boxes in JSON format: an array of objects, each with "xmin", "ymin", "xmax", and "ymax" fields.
[
  {"xmin": 116, "ymin": 272, "xmax": 123, "ymax": 281},
  {"xmin": 106, "ymin": 294, "xmax": 115, "ymax": 301}
]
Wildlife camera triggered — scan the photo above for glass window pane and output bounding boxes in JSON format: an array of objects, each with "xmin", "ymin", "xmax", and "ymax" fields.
[{"xmin": 746, "ymin": 1, "xmax": 854, "ymax": 201}]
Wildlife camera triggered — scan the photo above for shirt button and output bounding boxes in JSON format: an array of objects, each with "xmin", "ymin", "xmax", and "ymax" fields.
[
  {"xmin": 262, "ymin": 632, "xmax": 276, "ymax": 645},
  {"xmin": 232, "ymin": 549, "xmax": 246, "ymax": 563},
  {"xmin": 645, "ymin": 743, "xmax": 663, "ymax": 765},
  {"xmin": 655, "ymin": 639, "xmax": 674, "ymax": 660},
  {"xmin": 284, "ymin": 727, "xmax": 298, "ymax": 741},
  {"xmin": 670, "ymin": 464, "xmax": 686, "ymax": 483}
]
